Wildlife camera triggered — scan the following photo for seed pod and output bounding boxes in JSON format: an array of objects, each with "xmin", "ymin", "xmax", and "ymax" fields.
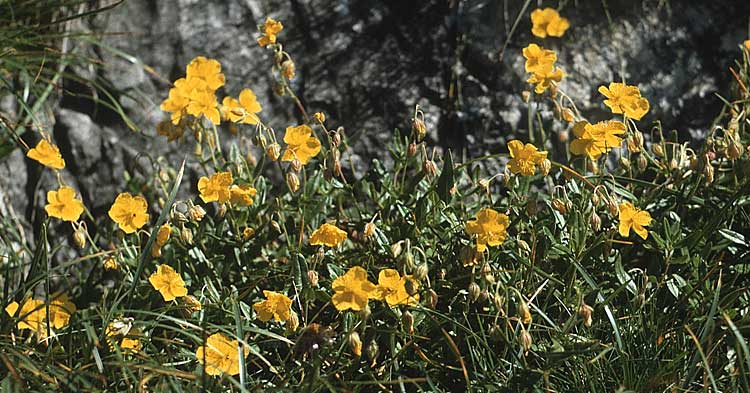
[
  {"xmin": 290, "ymin": 158, "xmax": 302, "ymax": 173},
  {"xmin": 578, "ymin": 303, "xmax": 593, "ymax": 327},
  {"xmin": 704, "ymin": 161, "xmax": 715, "ymax": 184},
  {"xmin": 619, "ymin": 157, "xmax": 630, "ymax": 170},
  {"xmin": 412, "ymin": 118, "xmax": 427, "ymax": 141},
  {"xmin": 413, "ymin": 264, "xmax": 428, "ymax": 282},
  {"xmin": 270, "ymin": 220, "xmax": 281, "ymax": 233},
  {"xmin": 391, "ymin": 241, "xmax": 403, "ymax": 258},
  {"xmin": 266, "ymin": 143, "xmax": 281, "ymax": 161},
  {"xmin": 348, "ymin": 331, "xmax": 362, "ymax": 357},
  {"xmin": 423, "ymin": 159, "xmax": 438, "ymax": 177},
  {"xmin": 287, "ymin": 172, "xmax": 300, "ymax": 193},
  {"xmin": 363, "ymin": 222, "xmax": 376, "ymax": 239},
  {"xmin": 180, "ymin": 226, "xmax": 193, "ymax": 245},
  {"xmin": 73, "ymin": 225, "xmax": 87, "ymax": 249},
  {"xmin": 479, "ymin": 289, "xmax": 490, "ymax": 303},
  {"xmin": 183, "ymin": 295, "xmax": 202, "ymax": 314},
  {"xmin": 468, "ymin": 282, "xmax": 481, "ymax": 303},
  {"xmin": 607, "ymin": 197, "xmax": 619, "ymax": 216},
  {"xmin": 331, "ymin": 131, "xmax": 342, "ymax": 147},
  {"xmin": 281, "ymin": 59, "xmax": 296, "ymax": 79},
  {"xmin": 188, "ymin": 205, "xmax": 206, "ymax": 222}
]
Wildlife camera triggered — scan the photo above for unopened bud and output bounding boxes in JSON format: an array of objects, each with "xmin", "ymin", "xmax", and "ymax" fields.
[
  {"xmin": 286, "ymin": 311, "xmax": 300, "ymax": 333},
  {"xmin": 607, "ymin": 197, "xmax": 619, "ymax": 216},
  {"xmin": 363, "ymin": 222, "xmax": 376, "ymax": 239},
  {"xmin": 518, "ymin": 300, "xmax": 532, "ymax": 324},
  {"xmin": 287, "ymin": 172, "xmax": 300, "ymax": 193},
  {"xmin": 704, "ymin": 161, "xmax": 715, "ymax": 184},
  {"xmin": 413, "ymin": 264, "xmax": 428, "ymax": 281},
  {"xmin": 423, "ymin": 159, "xmax": 438, "ymax": 177},
  {"xmin": 183, "ymin": 295, "xmax": 202, "ymax": 313},
  {"xmin": 558, "ymin": 129, "xmax": 569, "ymax": 143},
  {"xmin": 391, "ymin": 241, "xmax": 403, "ymax": 258},
  {"xmin": 307, "ymin": 270, "xmax": 319, "ymax": 287},
  {"xmin": 73, "ymin": 225, "xmax": 87, "ymax": 249},
  {"xmin": 519, "ymin": 329, "xmax": 532, "ymax": 352},
  {"xmin": 578, "ymin": 303, "xmax": 593, "ymax": 327},
  {"xmin": 313, "ymin": 112, "xmax": 325, "ymax": 123},
  {"xmin": 562, "ymin": 108, "xmax": 575, "ymax": 123},
  {"xmin": 281, "ymin": 60, "xmax": 296, "ymax": 80},
  {"xmin": 428, "ymin": 289, "xmax": 438, "ymax": 309},
  {"xmin": 540, "ymin": 159, "xmax": 551, "ymax": 176},
  {"xmin": 669, "ymin": 159, "xmax": 678, "ymax": 170},
  {"xmin": 365, "ymin": 339, "xmax": 379, "ymax": 361},
  {"xmin": 402, "ymin": 311, "xmax": 414, "ymax": 334},
  {"xmin": 590, "ymin": 212, "xmax": 601, "ymax": 231},
  {"xmin": 633, "ymin": 131, "xmax": 644, "ymax": 149},
  {"xmin": 217, "ymin": 203, "xmax": 227, "ymax": 218},
  {"xmin": 517, "ymin": 239, "xmax": 531, "ymax": 256},
  {"xmin": 404, "ymin": 277, "xmax": 418, "ymax": 297},
  {"xmin": 407, "ymin": 142, "xmax": 417, "ymax": 157},
  {"xmin": 552, "ymin": 198, "xmax": 567, "ymax": 214},
  {"xmin": 180, "ymin": 227, "xmax": 193, "ymax": 245},
  {"xmin": 188, "ymin": 205, "xmax": 206, "ymax": 222},
  {"xmin": 270, "ymin": 220, "xmax": 281, "ymax": 233},
  {"xmin": 626, "ymin": 136, "xmax": 640, "ymax": 153},
  {"xmin": 727, "ymin": 141, "xmax": 742, "ymax": 160},
  {"xmin": 412, "ymin": 118, "xmax": 427, "ymax": 141},
  {"xmin": 266, "ymin": 143, "xmax": 281, "ymax": 161},
  {"xmin": 637, "ymin": 154, "xmax": 647, "ymax": 172},
  {"xmin": 290, "ymin": 158, "xmax": 302, "ymax": 173},
  {"xmin": 521, "ymin": 90, "xmax": 531, "ymax": 103},
  {"xmin": 652, "ymin": 143, "xmax": 664, "ymax": 157},
  {"xmin": 332, "ymin": 131, "xmax": 342, "ymax": 147},
  {"xmin": 253, "ymin": 133, "xmax": 267, "ymax": 147},
  {"xmin": 348, "ymin": 331, "xmax": 362, "ymax": 356},
  {"xmin": 619, "ymin": 157, "xmax": 631, "ymax": 170},
  {"xmin": 591, "ymin": 192, "xmax": 600, "ymax": 206},
  {"xmin": 468, "ymin": 282, "xmax": 481, "ymax": 302},
  {"xmin": 242, "ymin": 227, "xmax": 255, "ymax": 240},
  {"xmin": 103, "ymin": 256, "xmax": 118, "ymax": 270}
]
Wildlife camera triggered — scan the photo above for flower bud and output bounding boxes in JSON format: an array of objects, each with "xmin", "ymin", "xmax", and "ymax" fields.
[
  {"xmin": 558, "ymin": 129, "xmax": 569, "ymax": 143},
  {"xmin": 460, "ymin": 244, "xmax": 481, "ymax": 267},
  {"xmin": 402, "ymin": 311, "xmax": 414, "ymax": 334},
  {"xmin": 313, "ymin": 112, "xmax": 325, "ymax": 123},
  {"xmin": 151, "ymin": 245, "xmax": 162, "ymax": 258},
  {"xmin": 704, "ymin": 161, "xmax": 714, "ymax": 184},
  {"xmin": 281, "ymin": 59, "xmax": 296, "ymax": 80},
  {"xmin": 578, "ymin": 303, "xmax": 593, "ymax": 327},
  {"xmin": 266, "ymin": 143, "xmax": 281, "ymax": 161},
  {"xmin": 468, "ymin": 282, "xmax": 481, "ymax": 303},
  {"xmin": 217, "ymin": 203, "xmax": 227, "ymax": 218},
  {"xmin": 180, "ymin": 226, "xmax": 193, "ymax": 245},
  {"xmin": 286, "ymin": 172, "xmax": 300, "ymax": 193},
  {"xmin": 591, "ymin": 192, "xmax": 600, "ymax": 206},
  {"xmin": 363, "ymin": 222, "xmax": 376, "ymax": 239},
  {"xmin": 637, "ymin": 154, "xmax": 648, "ymax": 172},
  {"xmin": 428, "ymin": 289, "xmax": 438, "ymax": 309},
  {"xmin": 479, "ymin": 289, "xmax": 490, "ymax": 303},
  {"xmin": 348, "ymin": 331, "xmax": 362, "ymax": 356},
  {"xmin": 270, "ymin": 220, "xmax": 281, "ymax": 233},
  {"xmin": 73, "ymin": 225, "xmax": 87, "ymax": 249},
  {"xmin": 607, "ymin": 197, "xmax": 619, "ymax": 216},
  {"xmin": 188, "ymin": 205, "xmax": 206, "ymax": 222},
  {"xmin": 652, "ymin": 143, "xmax": 664, "ymax": 157},
  {"xmin": 517, "ymin": 239, "xmax": 531, "ymax": 256},
  {"xmin": 404, "ymin": 277, "xmax": 418, "ymax": 297},
  {"xmin": 626, "ymin": 136, "xmax": 640, "ymax": 153},
  {"xmin": 253, "ymin": 133, "xmax": 267, "ymax": 147},
  {"xmin": 518, "ymin": 300, "xmax": 532, "ymax": 324},
  {"xmin": 590, "ymin": 212, "xmax": 601, "ymax": 232},
  {"xmin": 519, "ymin": 329, "xmax": 532, "ymax": 352},
  {"xmin": 521, "ymin": 90, "xmax": 531, "ymax": 103},
  {"xmin": 331, "ymin": 130, "xmax": 342, "ymax": 147},
  {"xmin": 286, "ymin": 311, "xmax": 300, "ymax": 333},
  {"xmin": 619, "ymin": 157, "xmax": 630, "ymax": 170},
  {"xmin": 423, "ymin": 159, "xmax": 438, "ymax": 177},
  {"xmin": 404, "ymin": 252, "xmax": 415, "ymax": 271},
  {"xmin": 242, "ymin": 227, "xmax": 255, "ymax": 240},
  {"xmin": 412, "ymin": 118, "xmax": 427, "ymax": 141},
  {"xmin": 492, "ymin": 294, "xmax": 504, "ymax": 311},
  {"xmin": 669, "ymin": 158, "xmax": 678, "ymax": 170},
  {"xmin": 413, "ymin": 264, "xmax": 428, "ymax": 281},
  {"xmin": 727, "ymin": 141, "xmax": 742, "ymax": 160},
  {"xmin": 552, "ymin": 198, "xmax": 567, "ymax": 214},
  {"xmin": 333, "ymin": 159, "xmax": 343, "ymax": 178},
  {"xmin": 103, "ymin": 256, "xmax": 119, "ymax": 270},
  {"xmin": 633, "ymin": 131, "xmax": 644, "ymax": 150},
  {"xmin": 365, "ymin": 339, "xmax": 379, "ymax": 361},
  {"xmin": 407, "ymin": 142, "xmax": 417, "ymax": 157},
  {"xmin": 391, "ymin": 241, "xmax": 403, "ymax": 258},
  {"xmin": 562, "ymin": 108, "xmax": 575, "ymax": 123},
  {"xmin": 540, "ymin": 159, "xmax": 551, "ymax": 176},
  {"xmin": 360, "ymin": 305, "xmax": 372, "ymax": 321},
  {"xmin": 183, "ymin": 295, "xmax": 202, "ymax": 314},
  {"xmin": 307, "ymin": 270, "xmax": 319, "ymax": 287},
  {"xmin": 586, "ymin": 159, "xmax": 599, "ymax": 174}
]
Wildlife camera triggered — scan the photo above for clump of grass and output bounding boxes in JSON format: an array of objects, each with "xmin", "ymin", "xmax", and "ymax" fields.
[{"xmin": 2, "ymin": 6, "xmax": 750, "ymax": 393}]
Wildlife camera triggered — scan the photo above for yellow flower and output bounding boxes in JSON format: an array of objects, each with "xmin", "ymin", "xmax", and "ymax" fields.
[
  {"xmin": 527, "ymin": 63, "xmax": 564, "ymax": 94},
  {"xmin": 465, "ymin": 208, "xmax": 510, "ymax": 252},
  {"xmin": 108, "ymin": 193, "xmax": 150, "ymax": 234},
  {"xmin": 257, "ymin": 17, "xmax": 283, "ymax": 47},
  {"xmin": 331, "ymin": 266, "xmax": 378, "ymax": 311},
  {"xmin": 375, "ymin": 269, "xmax": 420, "ymax": 307},
  {"xmin": 47, "ymin": 293, "xmax": 76, "ymax": 329},
  {"xmin": 507, "ymin": 140, "xmax": 548, "ymax": 176},
  {"xmin": 148, "ymin": 264, "xmax": 188, "ymax": 301},
  {"xmin": 186, "ymin": 89, "xmax": 221, "ymax": 125},
  {"xmin": 196, "ymin": 333, "xmax": 250, "ymax": 376},
  {"xmin": 185, "ymin": 56, "xmax": 225, "ymax": 91},
  {"xmin": 119, "ymin": 330, "xmax": 143, "ymax": 353},
  {"xmin": 229, "ymin": 184, "xmax": 257, "ymax": 206},
  {"xmin": 531, "ymin": 8, "xmax": 569, "ymax": 38},
  {"xmin": 221, "ymin": 88, "xmax": 262, "ymax": 124},
  {"xmin": 522, "ymin": 43, "xmax": 557, "ymax": 73},
  {"xmin": 313, "ymin": 112, "xmax": 326, "ymax": 123},
  {"xmin": 160, "ymin": 77, "xmax": 205, "ymax": 125},
  {"xmin": 155, "ymin": 224, "xmax": 171, "ymax": 247},
  {"xmin": 618, "ymin": 202, "xmax": 652, "ymax": 240},
  {"xmin": 598, "ymin": 82, "xmax": 650, "ymax": 120},
  {"xmin": 253, "ymin": 290, "xmax": 293, "ymax": 322},
  {"xmin": 197, "ymin": 171, "xmax": 233, "ymax": 204},
  {"xmin": 5, "ymin": 298, "xmax": 45, "ymax": 332},
  {"xmin": 103, "ymin": 256, "xmax": 119, "ymax": 270},
  {"xmin": 310, "ymin": 223, "xmax": 347, "ymax": 247},
  {"xmin": 27, "ymin": 139, "xmax": 65, "ymax": 169},
  {"xmin": 282, "ymin": 125, "xmax": 321, "ymax": 165},
  {"xmin": 570, "ymin": 120, "xmax": 626, "ymax": 160},
  {"xmin": 45, "ymin": 186, "xmax": 85, "ymax": 222},
  {"xmin": 745, "ymin": 40, "xmax": 750, "ymax": 51},
  {"xmin": 106, "ymin": 322, "xmax": 142, "ymax": 353}
]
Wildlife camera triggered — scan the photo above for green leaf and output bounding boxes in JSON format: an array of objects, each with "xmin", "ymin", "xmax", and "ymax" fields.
[{"xmin": 436, "ymin": 149, "xmax": 454, "ymax": 203}]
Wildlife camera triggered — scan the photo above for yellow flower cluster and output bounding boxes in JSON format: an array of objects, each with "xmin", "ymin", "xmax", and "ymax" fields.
[
  {"xmin": 257, "ymin": 17, "xmax": 283, "ymax": 47},
  {"xmin": 4, "ymin": 293, "xmax": 76, "ymax": 339},
  {"xmin": 160, "ymin": 56, "xmax": 226, "ymax": 125},
  {"xmin": 570, "ymin": 120, "xmax": 626, "ymax": 160},
  {"xmin": 149, "ymin": 264, "xmax": 188, "ymax": 302},
  {"xmin": 465, "ymin": 208, "xmax": 510, "ymax": 253},
  {"xmin": 599, "ymin": 82, "xmax": 650, "ymax": 120},
  {"xmin": 198, "ymin": 171, "xmax": 258, "ymax": 206},
  {"xmin": 522, "ymin": 43, "xmax": 564, "ymax": 94},
  {"xmin": 530, "ymin": 8, "xmax": 569, "ymax": 38},
  {"xmin": 331, "ymin": 266, "xmax": 419, "ymax": 311},
  {"xmin": 310, "ymin": 223, "xmax": 347, "ymax": 247}
]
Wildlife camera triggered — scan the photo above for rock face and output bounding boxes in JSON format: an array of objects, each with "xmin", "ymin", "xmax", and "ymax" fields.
[{"xmin": 4, "ymin": 0, "xmax": 749, "ymax": 233}]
